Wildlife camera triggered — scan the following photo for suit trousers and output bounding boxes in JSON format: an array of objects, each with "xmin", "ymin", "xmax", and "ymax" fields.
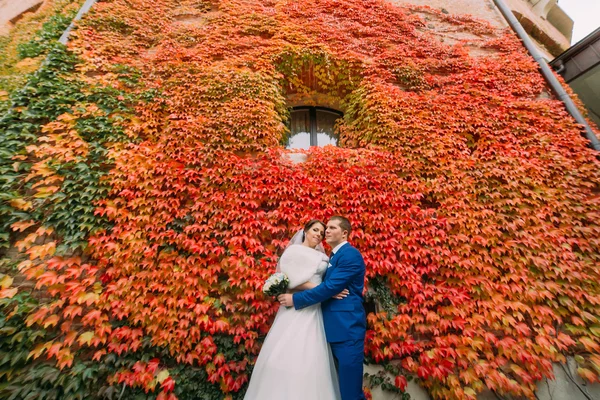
[{"xmin": 329, "ymin": 339, "xmax": 366, "ymax": 400}]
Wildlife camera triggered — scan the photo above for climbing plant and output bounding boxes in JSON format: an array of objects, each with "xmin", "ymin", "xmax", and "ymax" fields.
[
  {"xmin": 0, "ymin": 0, "xmax": 84, "ymax": 114},
  {"xmin": 1, "ymin": 0, "xmax": 600, "ymax": 399}
]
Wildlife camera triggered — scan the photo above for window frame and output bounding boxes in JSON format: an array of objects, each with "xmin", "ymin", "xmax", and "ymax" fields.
[{"xmin": 288, "ymin": 106, "xmax": 343, "ymax": 148}]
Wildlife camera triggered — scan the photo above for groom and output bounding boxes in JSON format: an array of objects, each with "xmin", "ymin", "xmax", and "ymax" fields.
[{"xmin": 278, "ymin": 216, "xmax": 366, "ymax": 400}]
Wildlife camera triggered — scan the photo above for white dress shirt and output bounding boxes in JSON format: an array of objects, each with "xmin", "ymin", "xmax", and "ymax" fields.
[
  {"xmin": 331, "ymin": 241, "xmax": 348, "ymax": 255},
  {"xmin": 328, "ymin": 241, "xmax": 348, "ymax": 268}
]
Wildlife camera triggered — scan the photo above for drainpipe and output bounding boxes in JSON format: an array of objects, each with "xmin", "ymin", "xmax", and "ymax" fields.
[
  {"xmin": 59, "ymin": 0, "xmax": 98, "ymax": 44},
  {"xmin": 553, "ymin": 61, "xmax": 565, "ymax": 75},
  {"xmin": 493, "ymin": 0, "xmax": 600, "ymax": 151}
]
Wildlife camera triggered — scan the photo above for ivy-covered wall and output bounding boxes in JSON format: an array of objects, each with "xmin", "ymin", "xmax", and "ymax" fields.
[
  {"xmin": 1, "ymin": 0, "xmax": 600, "ymax": 399},
  {"xmin": 0, "ymin": 0, "xmax": 85, "ymax": 114}
]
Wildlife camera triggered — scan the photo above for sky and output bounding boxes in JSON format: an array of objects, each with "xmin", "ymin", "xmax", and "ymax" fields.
[{"xmin": 557, "ymin": 0, "xmax": 600, "ymax": 44}]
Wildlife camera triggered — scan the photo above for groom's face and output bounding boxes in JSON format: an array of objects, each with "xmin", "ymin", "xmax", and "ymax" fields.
[{"xmin": 325, "ymin": 220, "xmax": 346, "ymax": 247}]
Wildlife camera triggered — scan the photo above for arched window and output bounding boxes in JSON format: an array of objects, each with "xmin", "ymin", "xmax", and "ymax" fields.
[{"xmin": 286, "ymin": 106, "xmax": 342, "ymax": 149}]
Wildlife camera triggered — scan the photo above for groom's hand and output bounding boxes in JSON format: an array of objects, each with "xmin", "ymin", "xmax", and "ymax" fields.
[{"xmin": 278, "ymin": 293, "xmax": 294, "ymax": 308}]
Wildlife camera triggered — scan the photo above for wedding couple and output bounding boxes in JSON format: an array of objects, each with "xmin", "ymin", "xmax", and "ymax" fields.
[{"xmin": 244, "ymin": 216, "xmax": 367, "ymax": 400}]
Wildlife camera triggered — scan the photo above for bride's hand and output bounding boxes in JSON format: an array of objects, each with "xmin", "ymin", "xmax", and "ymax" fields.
[{"xmin": 333, "ymin": 289, "xmax": 349, "ymax": 300}]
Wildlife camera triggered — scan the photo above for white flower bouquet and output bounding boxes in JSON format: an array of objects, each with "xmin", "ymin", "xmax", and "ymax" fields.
[{"xmin": 262, "ymin": 272, "xmax": 290, "ymax": 297}]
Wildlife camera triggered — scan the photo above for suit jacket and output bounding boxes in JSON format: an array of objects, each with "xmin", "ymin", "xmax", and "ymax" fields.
[{"xmin": 293, "ymin": 242, "xmax": 366, "ymax": 342}]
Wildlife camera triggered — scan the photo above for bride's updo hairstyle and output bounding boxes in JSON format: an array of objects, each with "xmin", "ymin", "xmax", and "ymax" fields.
[{"xmin": 303, "ymin": 219, "xmax": 326, "ymax": 242}]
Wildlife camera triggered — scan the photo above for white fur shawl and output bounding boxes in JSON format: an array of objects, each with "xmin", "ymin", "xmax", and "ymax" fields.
[{"xmin": 278, "ymin": 245, "xmax": 329, "ymax": 289}]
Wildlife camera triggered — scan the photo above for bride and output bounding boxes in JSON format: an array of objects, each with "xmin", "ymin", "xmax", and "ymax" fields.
[{"xmin": 244, "ymin": 219, "xmax": 344, "ymax": 400}]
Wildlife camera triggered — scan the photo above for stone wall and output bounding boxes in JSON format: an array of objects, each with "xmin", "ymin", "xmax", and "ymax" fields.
[
  {"xmin": 388, "ymin": 0, "xmax": 573, "ymax": 59},
  {"xmin": 0, "ymin": 0, "xmax": 44, "ymax": 35},
  {"xmin": 366, "ymin": 357, "xmax": 600, "ymax": 399},
  {"xmin": 388, "ymin": 0, "xmax": 507, "ymax": 27},
  {"xmin": 504, "ymin": 0, "xmax": 572, "ymax": 58}
]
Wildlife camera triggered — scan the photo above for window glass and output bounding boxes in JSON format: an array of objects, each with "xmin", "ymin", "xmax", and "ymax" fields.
[
  {"xmin": 316, "ymin": 109, "xmax": 340, "ymax": 147},
  {"xmin": 287, "ymin": 107, "xmax": 341, "ymax": 149},
  {"xmin": 570, "ymin": 67, "xmax": 600, "ymax": 128},
  {"xmin": 287, "ymin": 109, "xmax": 311, "ymax": 149}
]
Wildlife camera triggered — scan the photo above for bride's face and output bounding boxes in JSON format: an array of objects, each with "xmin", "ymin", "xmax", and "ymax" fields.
[{"xmin": 304, "ymin": 223, "xmax": 325, "ymax": 248}]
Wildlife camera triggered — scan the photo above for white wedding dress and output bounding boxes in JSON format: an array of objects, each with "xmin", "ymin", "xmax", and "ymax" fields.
[{"xmin": 244, "ymin": 245, "xmax": 341, "ymax": 400}]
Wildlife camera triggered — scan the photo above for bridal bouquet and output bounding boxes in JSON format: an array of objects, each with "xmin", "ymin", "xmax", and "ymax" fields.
[{"xmin": 262, "ymin": 272, "xmax": 290, "ymax": 297}]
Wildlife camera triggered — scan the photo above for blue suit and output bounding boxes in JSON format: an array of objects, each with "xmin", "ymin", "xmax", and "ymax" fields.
[{"xmin": 293, "ymin": 243, "xmax": 366, "ymax": 400}]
